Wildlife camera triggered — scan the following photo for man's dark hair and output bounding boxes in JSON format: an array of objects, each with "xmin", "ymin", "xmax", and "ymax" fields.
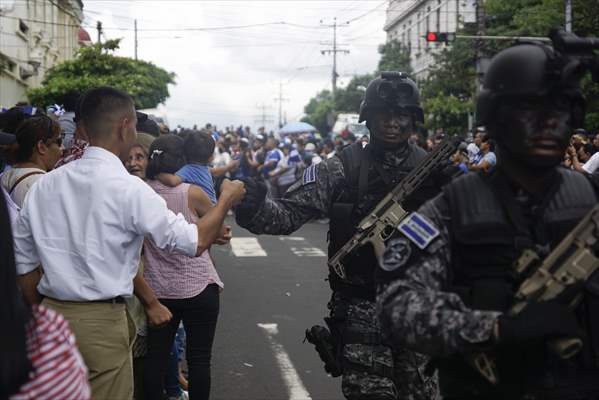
[
  {"xmin": 60, "ymin": 90, "xmax": 81, "ymax": 112},
  {"xmin": 0, "ymin": 186, "xmax": 32, "ymax": 399},
  {"xmin": 146, "ymin": 134, "xmax": 186, "ymax": 180},
  {"xmin": 79, "ymin": 87, "xmax": 134, "ymax": 138},
  {"xmin": 184, "ymin": 130, "xmax": 215, "ymax": 164}
]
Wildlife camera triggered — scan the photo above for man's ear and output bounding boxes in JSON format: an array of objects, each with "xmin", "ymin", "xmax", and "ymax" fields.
[{"xmin": 117, "ymin": 118, "xmax": 129, "ymax": 142}]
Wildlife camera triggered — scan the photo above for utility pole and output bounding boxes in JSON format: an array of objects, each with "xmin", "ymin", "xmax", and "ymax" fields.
[
  {"xmin": 134, "ymin": 19, "xmax": 138, "ymax": 60},
  {"xmin": 273, "ymin": 81, "xmax": 289, "ymax": 128},
  {"xmin": 565, "ymin": 0, "xmax": 572, "ymax": 32},
  {"xmin": 254, "ymin": 103, "xmax": 274, "ymax": 130},
  {"xmin": 320, "ymin": 17, "xmax": 349, "ymax": 101},
  {"xmin": 96, "ymin": 21, "xmax": 103, "ymax": 44}
]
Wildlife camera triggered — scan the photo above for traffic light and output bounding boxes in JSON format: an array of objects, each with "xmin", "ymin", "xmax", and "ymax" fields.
[{"xmin": 425, "ymin": 32, "xmax": 455, "ymax": 43}]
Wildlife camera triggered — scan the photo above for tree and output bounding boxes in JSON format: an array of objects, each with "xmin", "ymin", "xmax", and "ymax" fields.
[
  {"xmin": 27, "ymin": 39, "xmax": 175, "ymax": 109},
  {"xmin": 377, "ymin": 40, "xmax": 413, "ymax": 75},
  {"xmin": 301, "ymin": 90, "xmax": 334, "ymax": 134}
]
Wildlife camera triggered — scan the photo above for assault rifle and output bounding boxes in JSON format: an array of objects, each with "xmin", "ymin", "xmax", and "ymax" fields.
[
  {"xmin": 472, "ymin": 204, "xmax": 599, "ymax": 385},
  {"xmin": 328, "ymin": 137, "xmax": 460, "ymax": 279}
]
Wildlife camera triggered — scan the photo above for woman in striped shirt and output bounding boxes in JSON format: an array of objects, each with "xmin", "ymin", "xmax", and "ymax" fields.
[
  {"xmin": 142, "ymin": 135, "xmax": 229, "ymax": 400},
  {"xmin": 1, "ymin": 183, "xmax": 90, "ymax": 400}
]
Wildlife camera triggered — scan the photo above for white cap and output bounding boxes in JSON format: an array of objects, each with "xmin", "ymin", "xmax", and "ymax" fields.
[{"xmin": 305, "ymin": 143, "xmax": 316, "ymax": 151}]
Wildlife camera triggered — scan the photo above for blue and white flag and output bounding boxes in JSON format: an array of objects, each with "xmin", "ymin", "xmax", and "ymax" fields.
[{"xmin": 398, "ymin": 212, "xmax": 440, "ymax": 250}]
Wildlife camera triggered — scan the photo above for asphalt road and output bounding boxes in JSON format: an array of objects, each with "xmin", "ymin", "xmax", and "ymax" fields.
[{"xmin": 209, "ymin": 217, "xmax": 343, "ymax": 400}]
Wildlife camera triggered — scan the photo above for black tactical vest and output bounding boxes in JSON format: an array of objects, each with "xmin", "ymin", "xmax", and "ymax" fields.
[
  {"xmin": 440, "ymin": 168, "xmax": 599, "ymax": 400},
  {"xmin": 327, "ymin": 142, "xmax": 430, "ymax": 300}
]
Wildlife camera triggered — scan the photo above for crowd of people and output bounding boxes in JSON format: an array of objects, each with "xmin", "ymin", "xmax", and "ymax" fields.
[{"xmin": 1, "ymin": 67, "xmax": 598, "ymax": 400}]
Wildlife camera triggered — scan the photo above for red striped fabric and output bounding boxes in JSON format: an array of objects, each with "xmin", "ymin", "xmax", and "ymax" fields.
[{"xmin": 10, "ymin": 305, "xmax": 90, "ymax": 400}]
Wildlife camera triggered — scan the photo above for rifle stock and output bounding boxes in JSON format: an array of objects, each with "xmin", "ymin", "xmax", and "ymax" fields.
[{"xmin": 472, "ymin": 204, "xmax": 599, "ymax": 384}]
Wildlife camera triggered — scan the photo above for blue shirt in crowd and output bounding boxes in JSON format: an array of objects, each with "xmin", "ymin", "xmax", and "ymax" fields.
[
  {"xmin": 262, "ymin": 149, "xmax": 282, "ymax": 177},
  {"xmin": 176, "ymin": 164, "xmax": 216, "ymax": 204}
]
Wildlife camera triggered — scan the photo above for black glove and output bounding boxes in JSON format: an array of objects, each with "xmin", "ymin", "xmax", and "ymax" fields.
[
  {"xmin": 234, "ymin": 177, "xmax": 267, "ymax": 224},
  {"xmin": 498, "ymin": 300, "xmax": 584, "ymax": 344}
]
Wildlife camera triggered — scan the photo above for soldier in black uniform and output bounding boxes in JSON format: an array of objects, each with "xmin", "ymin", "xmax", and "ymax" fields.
[
  {"xmin": 377, "ymin": 39, "xmax": 599, "ymax": 400},
  {"xmin": 235, "ymin": 72, "xmax": 441, "ymax": 399}
]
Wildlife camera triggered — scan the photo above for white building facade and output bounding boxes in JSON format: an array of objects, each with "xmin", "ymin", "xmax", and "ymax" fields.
[
  {"xmin": 384, "ymin": 0, "xmax": 477, "ymax": 79},
  {"xmin": 0, "ymin": 0, "xmax": 83, "ymax": 108}
]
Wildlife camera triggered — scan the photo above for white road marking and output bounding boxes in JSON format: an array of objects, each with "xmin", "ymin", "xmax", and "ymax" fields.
[
  {"xmin": 280, "ymin": 237, "xmax": 327, "ymax": 257},
  {"xmin": 230, "ymin": 237, "xmax": 267, "ymax": 257},
  {"xmin": 290, "ymin": 247, "xmax": 327, "ymax": 257},
  {"xmin": 279, "ymin": 237, "xmax": 307, "ymax": 241},
  {"xmin": 257, "ymin": 323, "xmax": 312, "ymax": 400}
]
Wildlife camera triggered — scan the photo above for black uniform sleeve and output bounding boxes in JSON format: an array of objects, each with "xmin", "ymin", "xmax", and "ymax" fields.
[
  {"xmin": 376, "ymin": 193, "xmax": 501, "ymax": 357},
  {"xmin": 236, "ymin": 157, "xmax": 346, "ymax": 235}
]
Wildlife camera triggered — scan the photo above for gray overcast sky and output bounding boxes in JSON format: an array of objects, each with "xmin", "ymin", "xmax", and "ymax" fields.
[{"xmin": 82, "ymin": 0, "xmax": 387, "ymax": 131}]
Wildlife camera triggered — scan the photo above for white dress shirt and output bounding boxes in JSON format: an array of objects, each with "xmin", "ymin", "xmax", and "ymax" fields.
[{"xmin": 13, "ymin": 146, "xmax": 198, "ymax": 301}]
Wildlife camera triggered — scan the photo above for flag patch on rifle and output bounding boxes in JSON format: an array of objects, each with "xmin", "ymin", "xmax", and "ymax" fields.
[{"xmin": 398, "ymin": 212, "xmax": 440, "ymax": 250}]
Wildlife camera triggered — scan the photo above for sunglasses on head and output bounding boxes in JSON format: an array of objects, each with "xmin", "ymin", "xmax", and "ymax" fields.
[{"xmin": 31, "ymin": 115, "xmax": 62, "ymax": 147}]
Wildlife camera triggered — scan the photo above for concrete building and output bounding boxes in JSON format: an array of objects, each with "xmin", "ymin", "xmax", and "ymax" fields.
[
  {"xmin": 0, "ymin": 0, "xmax": 84, "ymax": 108},
  {"xmin": 384, "ymin": 0, "xmax": 477, "ymax": 79}
]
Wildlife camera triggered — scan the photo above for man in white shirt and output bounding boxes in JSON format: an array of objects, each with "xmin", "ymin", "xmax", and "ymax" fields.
[{"xmin": 13, "ymin": 87, "xmax": 245, "ymax": 400}]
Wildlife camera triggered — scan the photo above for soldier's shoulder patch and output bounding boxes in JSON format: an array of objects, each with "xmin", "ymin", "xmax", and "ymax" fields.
[
  {"xmin": 380, "ymin": 237, "xmax": 412, "ymax": 272},
  {"xmin": 397, "ymin": 212, "xmax": 439, "ymax": 250},
  {"xmin": 303, "ymin": 164, "xmax": 317, "ymax": 185}
]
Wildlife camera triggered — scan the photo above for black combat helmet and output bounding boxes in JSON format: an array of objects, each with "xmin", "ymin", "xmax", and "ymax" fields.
[
  {"xmin": 476, "ymin": 43, "xmax": 585, "ymax": 128},
  {"xmin": 358, "ymin": 71, "xmax": 424, "ymax": 124}
]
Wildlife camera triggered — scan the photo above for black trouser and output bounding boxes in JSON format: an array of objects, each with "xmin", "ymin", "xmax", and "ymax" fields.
[{"xmin": 144, "ymin": 284, "xmax": 220, "ymax": 400}]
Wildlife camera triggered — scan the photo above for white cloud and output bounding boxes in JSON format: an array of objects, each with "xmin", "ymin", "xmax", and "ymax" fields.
[{"xmin": 83, "ymin": 0, "xmax": 387, "ymax": 132}]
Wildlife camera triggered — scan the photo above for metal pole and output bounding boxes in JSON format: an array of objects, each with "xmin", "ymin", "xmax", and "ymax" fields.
[
  {"xmin": 278, "ymin": 82, "xmax": 283, "ymax": 128},
  {"xmin": 134, "ymin": 19, "xmax": 138, "ymax": 60},
  {"xmin": 332, "ymin": 17, "xmax": 337, "ymax": 100},
  {"xmin": 565, "ymin": 0, "xmax": 572, "ymax": 32},
  {"xmin": 96, "ymin": 21, "xmax": 102, "ymax": 44}
]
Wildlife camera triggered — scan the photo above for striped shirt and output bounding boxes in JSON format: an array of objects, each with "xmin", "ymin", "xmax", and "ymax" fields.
[
  {"xmin": 143, "ymin": 181, "xmax": 223, "ymax": 299},
  {"xmin": 11, "ymin": 305, "xmax": 90, "ymax": 400}
]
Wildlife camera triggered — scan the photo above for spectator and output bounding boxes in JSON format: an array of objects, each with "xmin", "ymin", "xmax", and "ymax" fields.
[
  {"xmin": 57, "ymin": 90, "xmax": 80, "ymax": 149},
  {"xmin": 1, "ymin": 116, "xmax": 63, "ymax": 207},
  {"xmin": 322, "ymin": 140, "xmax": 336, "ymax": 159},
  {"xmin": 467, "ymin": 129, "xmax": 483, "ymax": 163},
  {"xmin": 469, "ymin": 134, "xmax": 496, "ymax": 172},
  {"xmin": 570, "ymin": 142, "xmax": 599, "ymax": 175},
  {"xmin": 12, "ymin": 87, "xmax": 245, "ymax": 399},
  {"xmin": 303, "ymin": 142, "xmax": 322, "ymax": 165},
  {"xmin": 231, "ymin": 138, "xmax": 253, "ymax": 179},
  {"xmin": 125, "ymin": 133, "xmax": 154, "ymax": 180},
  {"xmin": 142, "ymin": 134, "xmax": 227, "ymax": 400},
  {"xmin": 0, "ymin": 129, "xmax": 16, "ymax": 174},
  {"xmin": 0, "ymin": 187, "xmax": 91, "ymax": 400},
  {"xmin": 160, "ymin": 130, "xmax": 218, "ymax": 204},
  {"xmin": 270, "ymin": 144, "xmax": 303, "ymax": 197}
]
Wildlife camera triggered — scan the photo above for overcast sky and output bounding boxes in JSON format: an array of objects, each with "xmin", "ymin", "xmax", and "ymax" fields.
[{"xmin": 81, "ymin": 0, "xmax": 388, "ymax": 131}]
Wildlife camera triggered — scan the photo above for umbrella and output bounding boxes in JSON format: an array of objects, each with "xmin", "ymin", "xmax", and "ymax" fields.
[{"xmin": 279, "ymin": 121, "xmax": 317, "ymax": 135}]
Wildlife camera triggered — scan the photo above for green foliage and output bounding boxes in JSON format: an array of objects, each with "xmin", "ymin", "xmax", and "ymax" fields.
[
  {"xmin": 27, "ymin": 40, "xmax": 175, "ymax": 109},
  {"xmin": 377, "ymin": 40, "xmax": 413, "ymax": 75},
  {"xmin": 301, "ymin": 40, "xmax": 411, "ymax": 133},
  {"xmin": 301, "ymin": 90, "xmax": 335, "ymax": 134}
]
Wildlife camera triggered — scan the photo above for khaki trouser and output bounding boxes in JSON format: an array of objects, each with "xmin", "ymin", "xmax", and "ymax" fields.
[{"xmin": 43, "ymin": 298, "xmax": 135, "ymax": 400}]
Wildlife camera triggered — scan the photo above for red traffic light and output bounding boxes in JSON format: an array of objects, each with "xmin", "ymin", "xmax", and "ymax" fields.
[
  {"xmin": 426, "ymin": 32, "xmax": 438, "ymax": 42},
  {"xmin": 425, "ymin": 32, "xmax": 454, "ymax": 43}
]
